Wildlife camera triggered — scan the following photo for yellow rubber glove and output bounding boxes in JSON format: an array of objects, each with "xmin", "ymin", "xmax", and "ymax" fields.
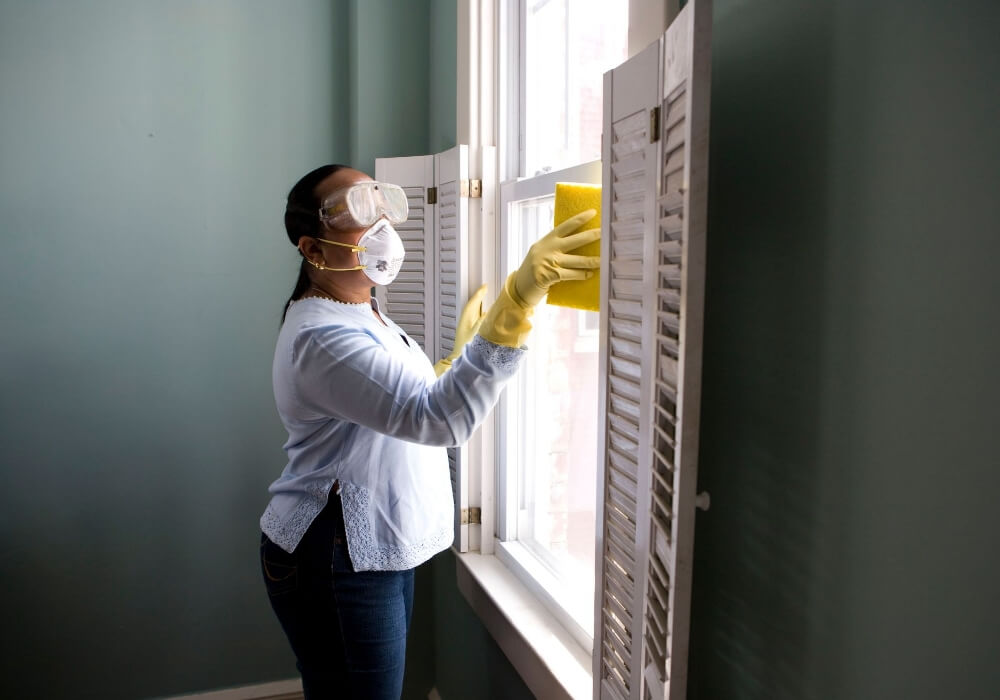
[
  {"xmin": 480, "ymin": 210, "xmax": 601, "ymax": 348},
  {"xmin": 434, "ymin": 283, "xmax": 488, "ymax": 376}
]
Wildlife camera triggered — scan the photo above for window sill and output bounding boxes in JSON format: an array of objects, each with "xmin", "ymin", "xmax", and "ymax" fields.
[{"xmin": 454, "ymin": 550, "xmax": 592, "ymax": 700}]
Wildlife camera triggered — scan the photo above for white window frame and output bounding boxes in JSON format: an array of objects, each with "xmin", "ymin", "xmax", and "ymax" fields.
[
  {"xmin": 495, "ymin": 159, "xmax": 603, "ymax": 653},
  {"xmin": 453, "ymin": 2, "xmax": 680, "ymax": 699},
  {"xmin": 492, "ymin": 0, "xmax": 634, "ymax": 651}
]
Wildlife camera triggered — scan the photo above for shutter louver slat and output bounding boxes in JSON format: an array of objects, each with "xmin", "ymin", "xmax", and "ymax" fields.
[
  {"xmin": 596, "ymin": 4, "xmax": 711, "ymax": 698},
  {"xmin": 643, "ymin": 75, "xmax": 687, "ymax": 699},
  {"xmin": 602, "ymin": 678, "xmax": 628, "ymax": 700},
  {"xmin": 645, "ymin": 3, "xmax": 712, "ymax": 698},
  {"xmin": 433, "ymin": 146, "xmax": 471, "ymax": 553},
  {"xmin": 597, "ymin": 53, "xmax": 652, "ymax": 693},
  {"xmin": 439, "ymin": 175, "xmax": 462, "ymax": 545},
  {"xmin": 375, "ymin": 161, "xmax": 434, "ymax": 356}
]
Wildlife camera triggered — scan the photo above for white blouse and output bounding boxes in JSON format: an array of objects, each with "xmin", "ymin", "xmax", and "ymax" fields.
[{"xmin": 261, "ymin": 296, "xmax": 523, "ymax": 571}]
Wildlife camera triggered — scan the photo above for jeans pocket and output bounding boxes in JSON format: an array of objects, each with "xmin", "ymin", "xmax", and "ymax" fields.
[{"xmin": 261, "ymin": 536, "xmax": 298, "ymax": 597}]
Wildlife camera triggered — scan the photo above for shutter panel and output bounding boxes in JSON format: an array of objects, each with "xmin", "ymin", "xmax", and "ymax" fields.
[
  {"xmin": 594, "ymin": 38, "xmax": 662, "ymax": 700},
  {"xmin": 434, "ymin": 145, "xmax": 472, "ymax": 552},
  {"xmin": 645, "ymin": 3, "xmax": 712, "ymax": 698},
  {"xmin": 374, "ymin": 155, "xmax": 436, "ymax": 352},
  {"xmin": 594, "ymin": 1, "xmax": 712, "ymax": 699}
]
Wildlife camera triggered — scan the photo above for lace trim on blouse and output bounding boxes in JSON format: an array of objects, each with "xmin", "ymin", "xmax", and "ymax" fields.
[
  {"xmin": 470, "ymin": 334, "xmax": 523, "ymax": 374},
  {"xmin": 340, "ymin": 482, "xmax": 453, "ymax": 571},
  {"xmin": 260, "ymin": 480, "xmax": 333, "ymax": 553}
]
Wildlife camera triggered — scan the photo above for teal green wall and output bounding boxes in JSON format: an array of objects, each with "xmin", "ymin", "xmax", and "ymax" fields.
[
  {"xmin": 431, "ymin": 552, "xmax": 535, "ymax": 700},
  {"xmin": 348, "ymin": 1, "xmax": 432, "ymax": 176},
  {"xmin": 690, "ymin": 1, "xmax": 1000, "ymax": 698},
  {"xmin": 429, "ymin": 0, "xmax": 458, "ymax": 154},
  {"xmin": 0, "ymin": 0, "xmax": 437, "ymax": 697}
]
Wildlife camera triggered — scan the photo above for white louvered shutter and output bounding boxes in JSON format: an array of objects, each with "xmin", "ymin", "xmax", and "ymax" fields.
[
  {"xmin": 374, "ymin": 155, "xmax": 436, "ymax": 352},
  {"xmin": 434, "ymin": 145, "xmax": 472, "ymax": 552},
  {"xmin": 594, "ymin": 2, "xmax": 712, "ymax": 699},
  {"xmin": 594, "ymin": 37, "xmax": 661, "ymax": 700}
]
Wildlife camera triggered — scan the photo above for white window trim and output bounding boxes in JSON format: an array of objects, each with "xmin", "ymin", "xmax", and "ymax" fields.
[
  {"xmin": 457, "ymin": 550, "xmax": 592, "ymax": 700},
  {"xmin": 494, "ymin": 539, "xmax": 594, "ymax": 652},
  {"xmin": 494, "ymin": 159, "xmax": 602, "ymax": 646},
  {"xmin": 453, "ymin": 0, "xmax": 677, "ymax": 695}
]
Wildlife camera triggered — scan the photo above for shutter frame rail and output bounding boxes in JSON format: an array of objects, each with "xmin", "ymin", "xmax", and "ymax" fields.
[{"xmin": 593, "ymin": 2, "xmax": 712, "ymax": 698}]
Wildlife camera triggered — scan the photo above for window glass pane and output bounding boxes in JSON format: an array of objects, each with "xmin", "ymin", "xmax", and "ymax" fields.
[
  {"xmin": 509, "ymin": 195, "xmax": 599, "ymax": 608},
  {"xmin": 523, "ymin": 0, "xmax": 628, "ymax": 176}
]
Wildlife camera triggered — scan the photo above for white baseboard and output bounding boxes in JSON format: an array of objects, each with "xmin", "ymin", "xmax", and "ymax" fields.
[{"xmin": 164, "ymin": 678, "xmax": 303, "ymax": 700}]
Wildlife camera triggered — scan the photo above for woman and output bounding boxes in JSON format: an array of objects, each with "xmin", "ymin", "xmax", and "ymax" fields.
[{"xmin": 260, "ymin": 164, "xmax": 599, "ymax": 699}]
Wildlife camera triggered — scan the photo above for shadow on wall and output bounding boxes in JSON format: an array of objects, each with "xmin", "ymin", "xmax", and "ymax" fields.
[{"xmin": 689, "ymin": 2, "xmax": 849, "ymax": 699}]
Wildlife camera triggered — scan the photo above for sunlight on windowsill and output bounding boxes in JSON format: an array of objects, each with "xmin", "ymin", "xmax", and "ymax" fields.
[{"xmin": 454, "ymin": 550, "xmax": 592, "ymax": 700}]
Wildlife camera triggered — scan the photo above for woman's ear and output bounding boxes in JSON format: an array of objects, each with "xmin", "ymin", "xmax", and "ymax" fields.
[{"xmin": 298, "ymin": 237, "xmax": 323, "ymax": 265}]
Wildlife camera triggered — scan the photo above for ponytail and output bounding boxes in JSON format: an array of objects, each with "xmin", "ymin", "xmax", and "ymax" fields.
[
  {"xmin": 282, "ymin": 258, "xmax": 312, "ymax": 322},
  {"xmin": 280, "ymin": 163, "xmax": 349, "ymax": 322}
]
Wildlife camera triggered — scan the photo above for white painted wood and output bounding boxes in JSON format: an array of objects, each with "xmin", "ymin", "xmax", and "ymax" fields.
[
  {"xmin": 497, "ymin": 0, "xmax": 520, "ymax": 181},
  {"xmin": 494, "ymin": 175, "xmax": 519, "ymax": 546},
  {"xmin": 457, "ymin": 0, "xmax": 497, "ymax": 152},
  {"xmin": 374, "ymin": 155, "xmax": 436, "ymax": 353},
  {"xmin": 629, "ymin": 0, "xmax": 669, "ymax": 58},
  {"xmin": 456, "ymin": 550, "xmax": 591, "ymax": 700},
  {"xmin": 478, "ymin": 144, "xmax": 498, "ymax": 556},
  {"xmin": 495, "ymin": 158, "xmax": 601, "ymax": 548},
  {"xmin": 457, "ymin": 0, "xmax": 476, "ymax": 148},
  {"xmin": 495, "ymin": 539, "xmax": 594, "ymax": 652},
  {"xmin": 593, "ymin": 37, "xmax": 662, "ymax": 700},
  {"xmin": 594, "ymin": 2, "xmax": 712, "ymax": 698},
  {"xmin": 436, "ymin": 145, "xmax": 472, "ymax": 553},
  {"xmin": 644, "ymin": 2, "xmax": 712, "ymax": 698}
]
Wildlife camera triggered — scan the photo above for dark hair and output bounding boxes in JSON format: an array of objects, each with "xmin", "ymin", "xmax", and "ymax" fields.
[{"xmin": 282, "ymin": 164, "xmax": 349, "ymax": 321}]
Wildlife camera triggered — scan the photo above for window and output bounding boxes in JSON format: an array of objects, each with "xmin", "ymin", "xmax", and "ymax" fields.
[
  {"xmin": 522, "ymin": 0, "xmax": 628, "ymax": 176},
  {"xmin": 495, "ymin": 0, "xmax": 629, "ymax": 648}
]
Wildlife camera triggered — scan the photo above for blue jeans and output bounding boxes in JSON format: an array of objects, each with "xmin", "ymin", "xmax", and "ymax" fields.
[{"xmin": 261, "ymin": 493, "xmax": 415, "ymax": 699}]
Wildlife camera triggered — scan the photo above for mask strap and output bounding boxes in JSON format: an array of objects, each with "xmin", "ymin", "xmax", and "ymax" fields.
[
  {"xmin": 310, "ymin": 237, "xmax": 366, "ymax": 272},
  {"xmin": 316, "ymin": 237, "xmax": 368, "ymax": 253},
  {"xmin": 306, "ymin": 258, "xmax": 364, "ymax": 273}
]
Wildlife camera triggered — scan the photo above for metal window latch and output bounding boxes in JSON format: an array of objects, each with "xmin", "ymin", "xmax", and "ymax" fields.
[
  {"xmin": 460, "ymin": 507, "xmax": 482, "ymax": 525},
  {"xmin": 426, "ymin": 186, "xmax": 438, "ymax": 204},
  {"xmin": 650, "ymin": 105, "xmax": 661, "ymax": 143}
]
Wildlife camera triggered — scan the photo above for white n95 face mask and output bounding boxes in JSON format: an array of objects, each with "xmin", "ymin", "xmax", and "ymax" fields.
[{"xmin": 316, "ymin": 219, "xmax": 406, "ymax": 286}]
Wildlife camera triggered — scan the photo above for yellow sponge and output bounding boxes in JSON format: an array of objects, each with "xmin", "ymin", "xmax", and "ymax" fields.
[{"xmin": 546, "ymin": 182, "xmax": 602, "ymax": 311}]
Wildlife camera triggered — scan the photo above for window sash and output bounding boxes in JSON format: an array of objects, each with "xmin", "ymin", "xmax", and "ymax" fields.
[
  {"xmin": 494, "ymin": 160, "xmax": 602, "ymax": 644},
  {"xmin": 495, "ymin": 159, "xmax": 602, "ymax": 546}
]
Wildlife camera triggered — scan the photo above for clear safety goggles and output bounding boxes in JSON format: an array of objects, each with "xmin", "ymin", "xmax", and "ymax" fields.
[{"xmin": 318, "ymin": 181, "xmax": 409, "ymax": 229}]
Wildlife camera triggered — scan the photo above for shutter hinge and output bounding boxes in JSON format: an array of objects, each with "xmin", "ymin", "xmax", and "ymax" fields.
[
  {"xmin": 427, "ymin": 186, "xmax": 438, "ymax": 204},
  {"xmin": 460, "ymin": 179, "xmax": 482, "ymax": 198},
  {"xmin": 460, "ymin": 507, "xmax": 482, "ymax": 525},
  {"xmin": 650, "ymin": 105, "xmax": 661, "ymax": 143}
]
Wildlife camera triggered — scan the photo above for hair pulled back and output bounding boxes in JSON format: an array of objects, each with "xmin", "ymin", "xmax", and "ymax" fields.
[{"xmin": 281, "ymin": 164, "xmax": 348, "ymax": 321}]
